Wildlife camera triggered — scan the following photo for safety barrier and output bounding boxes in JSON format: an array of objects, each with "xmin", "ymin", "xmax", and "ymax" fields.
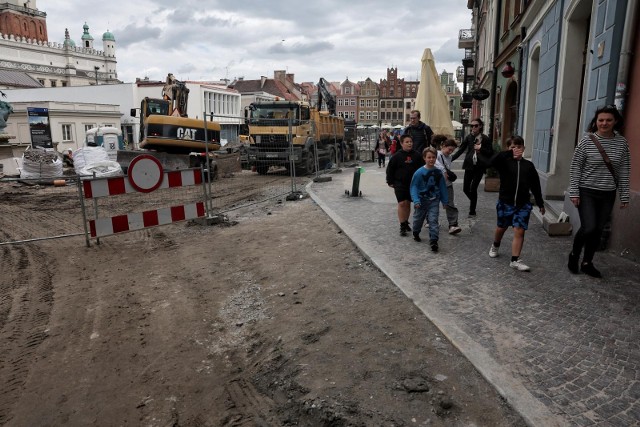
[{"xmin": 80, "ymin": 158, "xmax": 207, "ymax": 245}]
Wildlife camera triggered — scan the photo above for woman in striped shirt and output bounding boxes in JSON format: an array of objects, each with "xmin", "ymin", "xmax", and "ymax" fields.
[{"xmin": 568, "ymin": 105, "xmax": 630, "ymax": 278}]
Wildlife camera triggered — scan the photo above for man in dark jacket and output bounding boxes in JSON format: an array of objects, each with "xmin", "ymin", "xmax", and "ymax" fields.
[
  {"xmin": 451, "ymin": 118, "xmax": 494, "ymax": 216},
  {"xmin": 487, "ymin": 136, "xmax": 545, "ymax": 272},
  {"xmin": 403, "ymin": 110, "xmax": 434, "ymax": 155}
]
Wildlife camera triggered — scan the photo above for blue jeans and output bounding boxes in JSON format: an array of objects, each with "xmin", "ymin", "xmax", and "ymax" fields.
[
  {"xmin": 413, "ymin": 198, "xmax": 440, "ymax": 242},
  {"xmin": 572, "ymin": 187, "xmax": 616, "ymax": 263}
]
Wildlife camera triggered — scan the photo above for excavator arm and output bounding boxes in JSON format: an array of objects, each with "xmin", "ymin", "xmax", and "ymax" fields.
[{"xmin": 317, "ymin": 77, "xmax": 337, "ymax": 116}]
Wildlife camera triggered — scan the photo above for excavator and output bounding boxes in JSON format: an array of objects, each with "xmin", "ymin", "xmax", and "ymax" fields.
[{"xmin": 135, "ymin": 73, "xmax": 221, "ymax": 154}]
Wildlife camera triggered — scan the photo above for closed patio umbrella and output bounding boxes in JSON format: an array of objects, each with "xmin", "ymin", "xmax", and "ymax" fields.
[{"xmin": 414, "ymin": 48, "xmax": 455, "ymax": 137}]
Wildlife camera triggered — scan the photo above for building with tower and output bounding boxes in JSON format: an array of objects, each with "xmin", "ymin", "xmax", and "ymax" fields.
[{"xmin": 0, "ymin": 0, "xmax": 119, "ymax": 88}]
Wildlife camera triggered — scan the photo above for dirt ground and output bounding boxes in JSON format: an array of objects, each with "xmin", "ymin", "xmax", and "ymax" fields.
[{"xmin": 0, "ymin": 179, "xmax": 526, "ymax": 426}]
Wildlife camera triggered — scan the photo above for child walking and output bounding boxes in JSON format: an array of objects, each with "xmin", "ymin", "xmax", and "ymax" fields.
[{"xmin": 410, "ymin": 147, "xmax": 449, "ymax": 252}]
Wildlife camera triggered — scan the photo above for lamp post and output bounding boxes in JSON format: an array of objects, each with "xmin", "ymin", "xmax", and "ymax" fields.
[{"xmin": 94, "ymin": 66, "xmax": 99, "ymax": 85}]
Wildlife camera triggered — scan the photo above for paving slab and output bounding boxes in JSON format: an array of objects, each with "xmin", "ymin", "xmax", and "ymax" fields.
[{"xmin": 308, "ymin": 162, "xmax": 640, "ymax": 427}]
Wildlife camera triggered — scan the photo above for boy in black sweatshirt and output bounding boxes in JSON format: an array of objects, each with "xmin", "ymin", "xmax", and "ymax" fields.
[{"xmin": 487, "ymin": 136, "xmax": 545, "ymax": 271}]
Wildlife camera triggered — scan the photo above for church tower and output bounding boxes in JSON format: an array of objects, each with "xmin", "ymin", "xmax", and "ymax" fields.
[
  {"xmin": 102, "ymin": 29, "xmax": 115, "ymax": 57},
  {"xmin": 81, "ymin": 22, "xmax": 93, "ymax": 49}
]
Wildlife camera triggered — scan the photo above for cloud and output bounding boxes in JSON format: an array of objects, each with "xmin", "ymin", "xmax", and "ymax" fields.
[{"xmin": 268, "ymin": 40, "xmax": 334, "ymax": 55}]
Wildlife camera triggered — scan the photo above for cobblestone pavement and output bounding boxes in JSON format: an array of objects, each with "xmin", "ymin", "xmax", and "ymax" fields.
[{"xmin": 307, "ymin": 162, "xmax": 640, "ymax": 427}]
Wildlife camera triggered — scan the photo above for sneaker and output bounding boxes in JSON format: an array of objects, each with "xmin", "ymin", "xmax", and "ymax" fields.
[
  {"xmin": 449, "ymin": 225, "xmax": 462, "ymax": 235},
  {"xmin": 581, "ymin": 262, "xmax": 602, "ymax": 278},
  {"xmin": 413, "ymin": 232, "xmax": 421, "ymax": 242},
  {"xmin": 568, "ymin": 252, "xmax": 579, "ymax": 274},
  {"xmin": 510, "ymin": 259, "xmax": 531, "ymax": 271},
  {"xmin": 430, "ymin": 241, "xmax": 438, "ymax": 252},
  {"xmin": 489, "ymin": 244, "xmax": 499, "ymax": 258}
]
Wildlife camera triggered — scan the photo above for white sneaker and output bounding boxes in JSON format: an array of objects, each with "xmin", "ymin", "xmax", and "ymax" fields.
[
  {"xmin": 489, "ymin": 244, "xmax": 499, "ymax": 258},
  {"xmin": 449, "ymin": 226, "xmax": 462, "ymax": 235},
  {"xmin": 509, "ymin": 259, "xmax": 531, "ymax": 271}
]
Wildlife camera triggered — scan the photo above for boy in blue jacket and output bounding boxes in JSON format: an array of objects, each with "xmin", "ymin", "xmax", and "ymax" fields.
[{"xmin": 410, "ymin": 147, "xmax": 449, "ymax": 252}]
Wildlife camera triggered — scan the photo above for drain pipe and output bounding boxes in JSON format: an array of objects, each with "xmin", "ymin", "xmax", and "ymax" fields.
[
  {"xmin": 488, "ymin": 0, "xmax": 503, "ymax": 143},
  {"xmin": 614, "ymin": 0, "xmax": 639, "ymax": 114}
]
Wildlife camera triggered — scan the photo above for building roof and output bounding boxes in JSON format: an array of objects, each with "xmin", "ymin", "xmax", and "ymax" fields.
[
  {"xmin": 102, "ymin": 30, "xmax": 115, "ymax": 41},
  {"xmin": 231, "ymin": 78, "xmax": 300, "ymax": 101},
  {"xmin": 0, "ymin": 70, "xmax": 44, "ymax": 88}
]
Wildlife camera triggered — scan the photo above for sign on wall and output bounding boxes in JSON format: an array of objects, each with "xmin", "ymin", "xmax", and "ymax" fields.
[{"xmin": 27, "ymin": 107, "xmax": 53, "ymax": 149}]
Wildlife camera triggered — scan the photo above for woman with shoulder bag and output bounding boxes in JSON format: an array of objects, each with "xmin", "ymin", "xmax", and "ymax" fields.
[{"xmin": 568, "ymin": 105, "xmax": 630, "ymax": 278}]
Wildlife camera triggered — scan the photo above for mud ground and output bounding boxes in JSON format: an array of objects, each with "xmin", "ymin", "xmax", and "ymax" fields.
[{"xmin": 0, "ymin": 179, "xmax": 526, "ymax": 426}]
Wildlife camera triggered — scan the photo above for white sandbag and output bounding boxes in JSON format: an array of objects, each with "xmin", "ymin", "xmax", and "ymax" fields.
[
  {"xmin": 73, "ymin": 146, "xmax": 109, "ymax": 174},
  {"xmin": 79, "ymin": 160, "xmax": 123, "ymax": 178},
  {"xmin": 20, "ymin": 149, "xmax": 63, "ymax": 179}
]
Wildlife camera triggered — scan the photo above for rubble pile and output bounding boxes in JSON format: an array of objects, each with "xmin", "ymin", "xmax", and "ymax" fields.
[
  {"xmin": 20, "ymin": 148, "xmax": 63, "ymax": 179},
  {"xmin": 23, "ymin": 149, "xmax": 59, "ymax": 164}
]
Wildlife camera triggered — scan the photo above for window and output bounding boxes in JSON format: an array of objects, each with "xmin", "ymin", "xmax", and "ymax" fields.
[
  {"xmin": 360, "ymin": 99, "xmax": 365, "ymax": 107},
  {"xmin": 390, "ymin": 88, "xmax": 394, "ymax": 97},
  {"xmin": 366, "ymin": 99, "xmax": 371, "ymax": 107},
  {"xmin": 372, "ymin": 112, "xmax": 378, "ymax": 120},
  {"xmin": 345, "ymin": 87, "xmax": 350, "ymax": 95},
  {"xmin": 337, "ymin": 99, "xmax": 344, "ymax": 106},
  {"xmin": 366, "ymin": 112, "xmax": 371, "ymax": 120},
  {"xmin": 350, "ymin": 111, "xmax": 355, "ymax": 119},
  {"xmin": 50, "ymin": 80, "xmax": 57, "ymax": 87},
  {"xmin": 359, "ymin": 111, "xmax": 365, "ymax": 120},
  {"xmin": 381, "ymin": 112, "xmax": 386, "ymax": 120},
  {"xmin": 350, "ymin": 99, "xmax": 356, "ymax": 106},
  {"xmin": 38, "ymin": 79, "xmax": 45, "ymax": 85},
  {"xmin": 62, "ymin": 124, "xmax": 72, "ymax": 141},
  {"xmin": 406, "ymin": 102, "xmax": 411, "ymax": 109},
  {"xmin": 373, "ymin": 100, "xmax": 378, "ymax": 107},
  {"xmin": 61, "ymin": 81, "xmax": 67, "ymax": 87},
  {"xmin": 85, "ymin": 124, "xmax": 95, "ymax": 133}
]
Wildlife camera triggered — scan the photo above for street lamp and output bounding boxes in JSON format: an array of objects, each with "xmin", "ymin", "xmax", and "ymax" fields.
[{"xmin": 94, "ymin": 66, "xmax": 99, "ymax": 85}]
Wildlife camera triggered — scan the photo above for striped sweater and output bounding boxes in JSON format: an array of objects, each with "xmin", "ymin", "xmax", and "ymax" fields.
[{"xmin": 569, "ymin": 132, "xmax": 630, "ymax": 203}]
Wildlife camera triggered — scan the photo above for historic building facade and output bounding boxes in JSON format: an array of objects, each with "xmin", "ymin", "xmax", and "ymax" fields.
[{"xmin": 0, "ymin": 0, "xmax": 119, "ymax": 88}]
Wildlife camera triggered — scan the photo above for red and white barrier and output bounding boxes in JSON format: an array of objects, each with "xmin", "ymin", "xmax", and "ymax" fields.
[
  {"xmin": 83, "ymin": 168, "xmax": 202, "ymax": 199},
  {"xmin": 89, "ymin": 202, "xmax": 205, "ymax": 238},
  {"xmin": 82, "ymin": 155, "xmax": 207, "ymax": 239}
]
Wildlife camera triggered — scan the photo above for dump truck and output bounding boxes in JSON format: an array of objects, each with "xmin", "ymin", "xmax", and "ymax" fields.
[{"xmin": 244, "ymin": 78, "xmax": 344, "ymax": 175}]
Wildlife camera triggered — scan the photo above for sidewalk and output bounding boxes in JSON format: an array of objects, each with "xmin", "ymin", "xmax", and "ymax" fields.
[{"xmin": 307, "ymin": 162, "xmax": 640, "ymax": 427}]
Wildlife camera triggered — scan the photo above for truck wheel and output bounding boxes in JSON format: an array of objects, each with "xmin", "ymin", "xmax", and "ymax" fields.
[
  {"xmin": 304, "ymin": 152, "xmax": 316, "ymax": 175},
  {"xmin": 256, "ymin": 165, "xmax": 269, "ymax": 175}
]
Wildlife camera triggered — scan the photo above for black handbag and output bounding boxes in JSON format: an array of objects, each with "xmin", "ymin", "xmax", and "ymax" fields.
[{"xmin": 439, "ymin": 154, "xmax": 457, "ymax": 182}]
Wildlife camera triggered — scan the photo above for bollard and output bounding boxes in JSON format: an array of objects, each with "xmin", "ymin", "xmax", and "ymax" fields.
[{"xmin": 350, "ymin": 167, "xmax": 362, "ymax": 197}]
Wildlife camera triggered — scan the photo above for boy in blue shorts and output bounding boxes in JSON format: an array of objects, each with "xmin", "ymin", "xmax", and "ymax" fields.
[{"xmin": 487, "ymin": 136, "xmax": 545, "ymax": 271}]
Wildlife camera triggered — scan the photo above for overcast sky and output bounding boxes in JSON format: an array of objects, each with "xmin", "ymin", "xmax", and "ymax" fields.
[{"xmin": 43, "ymin": 0, "xmax": 472, "ymax": 85}]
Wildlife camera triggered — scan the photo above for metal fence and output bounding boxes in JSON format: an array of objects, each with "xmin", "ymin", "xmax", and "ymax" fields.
[{"xmin": 0, "ymin": 115, "xmax": 373, "ymax": 245}]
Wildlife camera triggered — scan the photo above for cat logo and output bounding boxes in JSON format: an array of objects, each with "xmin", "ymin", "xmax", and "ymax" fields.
[{"xmin": 177, "ymin": 128, "xmax": 197, "ymax": 140}]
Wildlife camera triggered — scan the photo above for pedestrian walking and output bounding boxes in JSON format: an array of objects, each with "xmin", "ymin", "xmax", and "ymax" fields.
[
  {"xmin": 376, "ymin": 129, "xmax": 391, "ymax": 168},
  {"xmin": 568, "ymin": 105, "xmax": 630, "ymax": 278},
  {"xmin": 386, "ymin": 135, "xmax": 425, "ymax": 236},
  {"xmin": 451, "ymin": 118, "xmax": 493, "ymax": 217},
  {"xmin": 487, "ymin": 136, "xmax": 545, "ymax": 272},
  {"xmin": 410, "ymin": 147, "xmax": 449, "ymax": 252},
  {"xmin": 435, "ymin": 138, "xmax": 462, "ymax": 234},
  {"xmin": 403, "ymin": 110, "xmax": 434, "ymax": 155}
]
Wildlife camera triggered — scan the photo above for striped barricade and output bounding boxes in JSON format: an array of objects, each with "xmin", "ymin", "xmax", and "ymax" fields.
[{"xmin": 82, "ymin": 160, "xmax": 206, "ymax": 239}]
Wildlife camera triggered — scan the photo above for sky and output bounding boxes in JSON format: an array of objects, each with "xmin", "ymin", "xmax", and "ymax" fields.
[{"xmin": 42, "ymin": 0, "xmax": 472, "ymax": 85}]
